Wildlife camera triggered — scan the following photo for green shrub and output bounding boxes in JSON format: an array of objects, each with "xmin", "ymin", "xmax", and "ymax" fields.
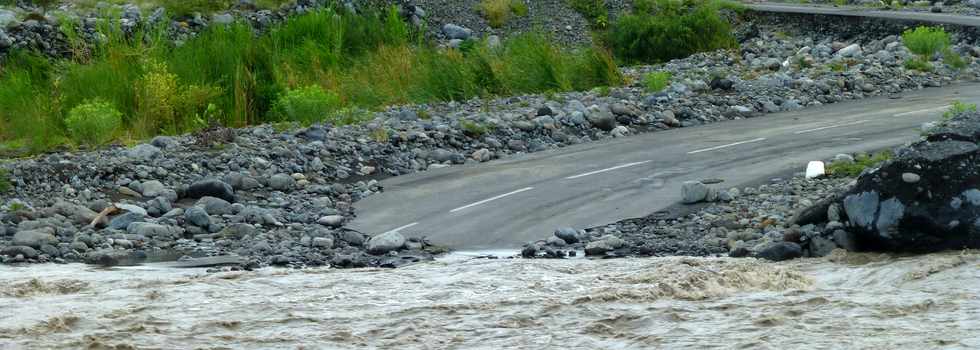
[
  {"xmin": 161, "ymin": 0, "xmax": 232, "ymax": 17},
  {"xmin": 826, "ymin": 151, "xmax": 893, "ymax": 177},
  {"xmin": 65, "ymin": 99, "xmax": 124, "ymax": 146},
  {"xmin": 902, "ymin": 26, "xmax": 950, "ymax": 60},
  {"xmin": 643, "ymin": 71, "xmax": 672, "ymax": 92},
  {"xmin": 269, "ymin": 85, "xmax": 342, "ymax": 124},
  {"xmin": 943, "ymin": 49, "xmax": 968, "ymax": 69},
  {"xmin": 943, "ymin": 100, "xmax": 978, "ymax": 120},
  {"xmin": 904, "ymin": 58, "xmax": 933, "ymax": 72},
  {"xmin": 606, "ymin": 0, "xmax": 737, "ymax": 64}
]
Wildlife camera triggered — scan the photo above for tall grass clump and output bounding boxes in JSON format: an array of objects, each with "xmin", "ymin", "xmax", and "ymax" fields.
[
  {"xmin": 0, "ymin": 5, "xmax": 622, "ymax": 156},
  {"xmin": 943, "ymin": 100, "xmax": 977, "ymax": 120},
  {"xmin": 643, "ymin": 71, "xmax": 672, "ymax": 92},
  {"xmin": 480, "ymin": 0, "xmax": 528, "ymax": 28},
  {"xmin": 606, "ymin": 0, "xmax": 738, "ymax": 64},
  {"xmin": 270, "ymin": 85, "xmax": 343, "ymax": 124}
]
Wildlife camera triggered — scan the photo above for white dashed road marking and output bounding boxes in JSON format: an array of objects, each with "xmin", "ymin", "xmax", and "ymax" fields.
[
  {"xmin": 383, "ymin": 222, "xmax": 418, "ymax": 234},
  {"xmin": 793, "ymin": 119, "xmax": 870, "ymax": 134},
  {"xmin": 565, "ymin": 160, "xmax": 652, "ymax": 180},
  {"xmin": 687, "ymin": 138, "xmax": 766, "ymax": 155},
  {"xmin": 450, "ymin": 187, "xmax": 535, "ymax": 213},
  {"xmin": 893, "ymin": 105, "xmax": 949, "ymax": 117}
]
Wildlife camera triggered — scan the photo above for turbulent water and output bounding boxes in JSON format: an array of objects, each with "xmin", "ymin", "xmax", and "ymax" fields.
[{"xmin": 1, "ymin": 250, "xmax": 979, "ymax": 349}]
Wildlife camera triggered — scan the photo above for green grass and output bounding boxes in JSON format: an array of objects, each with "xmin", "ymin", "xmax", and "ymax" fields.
[
  {"xmin": 568, "ymin": 0, "xmax": 609, "ymax": 29},
  {"xmin": 0, "ymin": 6, "xmax": 622, "ymax": 155},
  {"xmin": 0, "ymin": 168, "xmax": 10, "ymax": 193},
  {"xmin": 826, "ymin": 151, "xmax": 893, "ymax": 177},
  {"xmin": 460, "ymin": 120, "xmax": 492, "ymax": 137},
  {"xmin": 643, "ymin": 71, "xmax": 671, "ymax": 92},
  {"xmin": 943, "ymin": 48, "xmax": 969, "ymax": 70},
  {"xmin": 479, "ymin": 0, "xmax": 528, "ymax": 28},
  {"xmin": 943, "ymin": 100, "xmax": 977, "ymax": 120},
  {"xmin": 605, "ymin": 0, "xmax": 739, "ymax": 64},
  {"xmin": 904, "ymin": 58, "xmax": 933, "ymax": 72}
]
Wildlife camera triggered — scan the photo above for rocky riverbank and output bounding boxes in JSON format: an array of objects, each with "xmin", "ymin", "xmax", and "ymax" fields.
[
  {"xmin": 523, "ymin": 171, "xmax": 857, "ymax": 261},
  {"xmin": 2, "ymin": 15, "xmax": 980, "ymax": 268}
]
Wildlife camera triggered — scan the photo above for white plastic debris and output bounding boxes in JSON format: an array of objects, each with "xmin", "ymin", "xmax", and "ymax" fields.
[{"xmin": 806, "ymin": 161, "xmax": 826, "ymax": 179}]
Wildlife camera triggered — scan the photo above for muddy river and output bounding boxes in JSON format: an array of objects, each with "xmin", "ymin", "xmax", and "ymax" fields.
[{"xmin": 1, "ymin": 250, "xmax": 978, "ymax": 349}]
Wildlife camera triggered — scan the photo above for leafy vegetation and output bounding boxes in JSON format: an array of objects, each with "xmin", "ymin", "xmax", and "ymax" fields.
[
  {"xmin": 479, "ymin": 0, "xmax": 528, "ymax": 28},
  {"xmin": 902, "ymin": 26, "xmax": 950, "ymax": 59},
  {"xmin": 0, "ymin": 5, "xmax": 622, "ymax": 155},
  {"xmin": 65, "ymin": 99, "xmax": 124, "ymax": 146},
  {"xmin": 943, "ymin": 100, "xmax": 978, "ymax": 120},
  {"xmin": 568, "ymin": 0, "xmax": 609, "ymax": 29},
  {"xmin": 643, "ymin": 71, "xmax": 672, "ymax": 92},
  {"xmin": 605, "ymin": 0, "xmax": 739, "ymax": 64},
  {"xmin": 826, "ymin": 151, "xmax": 893, "ymax": 177}
]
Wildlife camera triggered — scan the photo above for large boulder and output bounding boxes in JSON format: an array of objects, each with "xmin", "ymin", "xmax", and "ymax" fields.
[
  {"xmin": 186, "ymin": 179, "xmax": 236, "ymax": 202},
  {"xmin": 367, "ymin": 231, "xmax": 406, "ymax": 255},
  {"xmin": 834, "ymin": 111, "xmax": 980, "ymax": 252},
  {"xmin": 12, "ymin": 228, "xmax": 58, "ymax": 248}
]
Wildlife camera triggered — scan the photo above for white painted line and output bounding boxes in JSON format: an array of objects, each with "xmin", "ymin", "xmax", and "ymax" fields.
[
  {"xmin": 893, "ymin": 105, "xmax": 949, "ymax": 117},
  {"xmin": 565, "ymin": 160, "xmax": 652, "ymax": 180},
  {"xmin": 687, "ymin": 138, "xmax": 766, "ymax": 155},
  {"xmin": 793, "ymin": 119, "xmax": 870, "ymax": 134},
  {"xmin": 450, "ymin": 187, "xmax": 534, "ymax": 213},
  {"xmin": 383, "ymin": 222, "xmax": 418, "ymax": 234}
]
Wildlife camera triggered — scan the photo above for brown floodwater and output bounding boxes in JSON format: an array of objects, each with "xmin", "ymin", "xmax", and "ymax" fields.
[{"xmin": 1, "ymin": 250, "xmax": 978, "ymax": 349}]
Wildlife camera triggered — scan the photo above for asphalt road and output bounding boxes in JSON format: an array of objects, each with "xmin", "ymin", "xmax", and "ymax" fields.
[
  {"xmin": 746, "ymin": 2, "xmax": 980, "ymax": 27},
  {"xmin": 350, "ymin": 84, "xmax": 980, "ymax": 249}
]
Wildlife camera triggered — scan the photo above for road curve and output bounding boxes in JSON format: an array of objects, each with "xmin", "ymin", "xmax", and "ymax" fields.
[
  {"xmin": 349, "ymin": 84, "xmax": 980, "ymax": 249},
  {"xmin": 746, "ymin": 2, "xmax": 980, "ymax": 27}
]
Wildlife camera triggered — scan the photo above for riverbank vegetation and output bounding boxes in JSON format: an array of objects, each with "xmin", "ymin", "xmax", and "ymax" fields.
[{"xmin": 0, "ymin": 5, "xmax": 621, "ymax": 153}]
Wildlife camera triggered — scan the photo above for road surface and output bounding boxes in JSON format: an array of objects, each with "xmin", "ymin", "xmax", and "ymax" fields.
[
  {"xmin": 746, "ymin": 2, "xmax": 980, "ymax": 27},
  {"xmin": 350, "ymin": 84, "xmax": 980, "ymax": 249}
]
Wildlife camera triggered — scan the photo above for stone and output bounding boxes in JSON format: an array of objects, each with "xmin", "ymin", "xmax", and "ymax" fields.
[
  {"xmin": 1, "ymin": 246, "xmax": 38, "ymax": 259},
  {"xmin": 141, "ymin": 180, "xmax": 167, "ymax": 197},
  {"xmin": 185, "ymin": 206, "xmax": 211, "ymax": 227},
  {"xmin": 682, "ymin": 181, "xmax": 709, "ymax": 204},
  {"xmin": 805, "ymin": 161, "xmax": 825, "ymax": 179},
  {"xmin": 472, "ymin": 148, "xmax": 492, "ymax": 162},
  {"xmin": 150, "ymin": 136, "xmax": 178, "ymax": 149},
  {"xmin": 843, "ymin": 191, "xmax": 879, "ymax": 231},
  {"xmin": 442, "ymin": 23, "xmax": 472, "ymax": 40},
  {"xmin": 755, "ymin": 242, "xmax": 803, "ymax": 261},
  {"xmin": 808, "ymin": 236, "xmax": 837, "ymax": 257},
  {"xmin": 213, "ymin": 13, "xmax": 234, "ymax": 24},
  {"xmin": 52, "ymin": 201, "xmax": 98, "ymax": 225},
  {"xmin": 12, "ymin": 228, "xmax": 58, "ymax": 248},
  {"xmin": 313, "ymin": 237, "xmax": 334, "ymax": 248},
  {"xmin": 186, "ymin": 179, "xmax": 236, "ymax": 202},
  {"xmin": 902, "ymin": 173, "xmax": 921, "ymax": 183},
  {"xmin": 108, "ymin": 212, "xmax": 145, "ymax": 230},
  {"xmin": 318, "ymin": 215, "xmax": 345, "ymax": 228},
  {"xmin": 367, "ymin": 231, "xmax": 406, "ymax": 255},
  {"xmin": 339, "ymin": 230, "xmax": 365, "ymax": 246},
  {"xmin": 127, "ymin": 222, "xmax": 181, "ymax": 238},
  {"xmin": 127, "ymin": 144, "xmax": 162, "ymax": 160},
  {"xmin": 833, "ymin": 229, "xmax": 859, "ymax": 251},
  {"xmin": 197, "ymin": 196, "xmax": 233, "ymax": 215},
  {"xmin": 586, "ymin": 107, "xmax": 616, "ymax": 131},
  {"xmin": 837, "ymin": 44, "xmax": 862, "ymax": 58},
  {"xmin": 584, "ymin": 235, "xmax": 627, "ymax": 256},
  {"xmin": 554, "ymin": 227, "xmax": 579, "ymax": 244},
  {"xmin": 269, "ymin": 173, "xmax": 296, "ymax": 191},
  {"xmin": 709, "ymin": 77, "xmax": 734, "ymax": 91}
]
